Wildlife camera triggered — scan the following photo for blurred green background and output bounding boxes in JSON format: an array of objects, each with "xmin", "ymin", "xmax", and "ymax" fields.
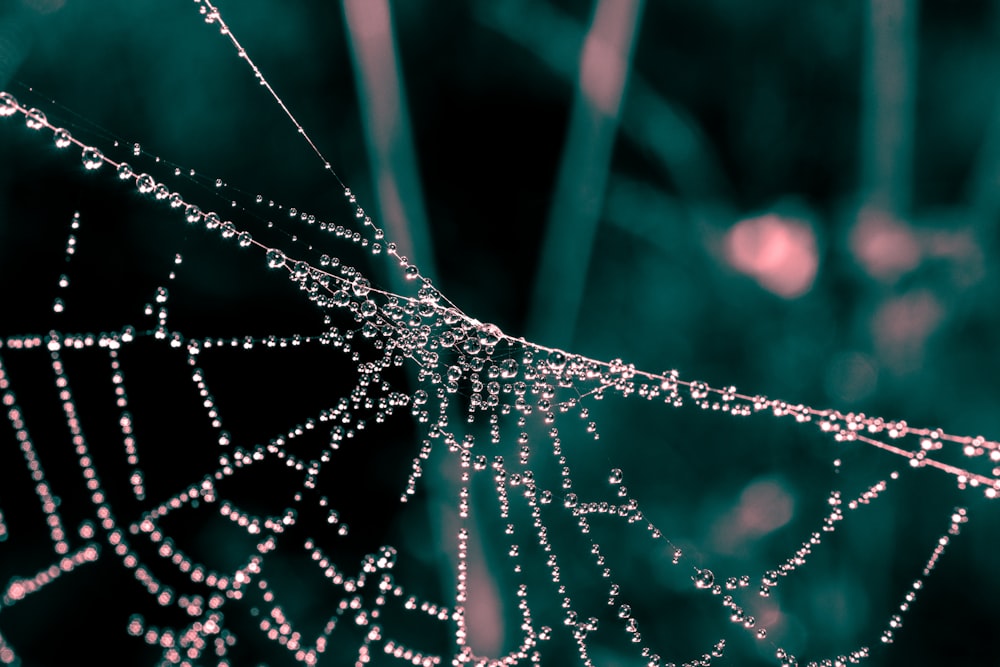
[{"xmin": 0, "ymin": 0, "xmax": 999, "ymax": 665}]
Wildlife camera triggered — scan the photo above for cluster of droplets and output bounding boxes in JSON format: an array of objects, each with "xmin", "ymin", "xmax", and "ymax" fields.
[
  {"xmin": 0, "ymin": 90, "xmax": 991, "ymax": 665},
  {"xmin": 4, "ymin": 82, "xmax": 997, "ymax": 492},
  {"xmin": 1, "ymin": 2, "xmax": 998, "ymax": 664},
  {"xmin": 51, "ymin": 210, "xmax": 81, "ymax": 313}
]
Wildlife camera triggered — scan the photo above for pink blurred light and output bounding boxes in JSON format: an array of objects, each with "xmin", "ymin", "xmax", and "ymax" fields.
[
  {"xmin": 6, "ymin": 582, "xmax": 24, "ymax": 601},
  {"xmin": 850, "ymin": 209, "xmax": 920, "ymax": 281},
  {"xmin": 712, "ymin": 478, "xmax": 795, "ymax": 553},
  {"xmin": 724, "ymin": 213, "xmax": 818, "ymax": 298},
  {"xmin": 579, "ymin": 0, "xmax": 641, "ymax": 118},
  {"xmin": 872, "ymin": 290, "xmax": 942, "ymax": 370}
]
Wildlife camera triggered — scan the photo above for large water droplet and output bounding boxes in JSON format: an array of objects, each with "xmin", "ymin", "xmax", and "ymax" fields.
[
  {"xmin": 81, "ymin": 146, "xmax": 104, "ymax": 170},
  {"xmin": 352, "ymin": 277, "xmax": 371, "ymax": 298},
  {"xmin": 0, "ymin": 92, "xmax": 18, "ymax": 117},
  {"xmin": 136, "ymin": 173, "xmax": 156, "ymax": 194},
  {"xmin": 693, "ymin": 568, "xmax": 715, "ymax": 589},
  {"xmin": 25, "ymin": 108, "xmax": 46, "ymax": 130},
  {"xmin": 266, "ymin": 249, "xmax": 286, "ymax": 269},
  {"xmin": 53, "ymin": 128, "xmax": 72, "ymax": 149}
]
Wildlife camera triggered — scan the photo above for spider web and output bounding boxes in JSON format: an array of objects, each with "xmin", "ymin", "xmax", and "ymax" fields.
[{"xmin": 0, "ymin": 2, "xmax": 998, "ymax": 666}]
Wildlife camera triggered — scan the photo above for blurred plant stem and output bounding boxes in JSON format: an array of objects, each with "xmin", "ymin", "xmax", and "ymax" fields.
[
  {"xmin": 526, "ymin": 0, "xmax": 644, "ymax": 350},
  {"xmin": 860, "ymin": 0, "xmax": 917, "ymax": 218}
]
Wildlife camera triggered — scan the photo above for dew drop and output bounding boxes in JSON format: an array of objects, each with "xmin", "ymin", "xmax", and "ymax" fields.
[
  {"xmin": 81, "ymin": 146, "xmax": 104, "ymax": 170},
  {"xmin": 0, "ymin": 92, "xmax": 18, "ymax": 116},
  {"xmin": 266, "ymin": 249, "xmax": 286, "ymax": 269},
  {"xmin": 136, "ymin": 173, "xmax": 156, "ymax": 194},
  {"xmin": 693, "ymin": 568, "xmax": 715, "ymax": 589},
  {"xmin": 53, "ymin": 128, "xmax": 72, "ymax": 149},
  {"xmin": 25, "ymin": 108, "xmax": 46, "ymax": 130},
  {"xmin": 609, "ymin": 468, "xmax": 623, "ymax": 484},
  {"xmin": 352, "ymin": 277, "xmax": 371, "ymax": 298}
]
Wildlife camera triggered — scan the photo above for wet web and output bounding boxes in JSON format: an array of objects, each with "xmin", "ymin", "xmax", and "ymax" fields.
[{"xmin": 0, "ymin": 3, "xmax": 999, "ymax": 666}]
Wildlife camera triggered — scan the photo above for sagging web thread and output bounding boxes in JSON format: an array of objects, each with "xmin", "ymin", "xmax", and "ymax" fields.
[{"xmin": 0, "ymin": 2, "xmax": 997, "ymax": 666}]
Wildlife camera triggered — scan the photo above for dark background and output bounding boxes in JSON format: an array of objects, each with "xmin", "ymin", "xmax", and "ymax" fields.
[{"xmin": 0, "ymin": 1, "xmax": 999, "ymax": 665}]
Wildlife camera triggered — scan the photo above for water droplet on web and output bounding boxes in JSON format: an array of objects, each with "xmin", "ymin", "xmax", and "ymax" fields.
[
  {"xmin": 693, "ymin": 568, "xmax": 714, "ymax": 589},
  {"xmin": 53, "ymin": 128, "xmax": 72, "ymax": 149},
  {"xmin": 609, "ymin": 468, "xmax": 623, "ymax": 484},
  {"xmin": 237, "ymin": 231, "xmax": 252, "ymax": 247},
  {"xmin": 0, "ymin": 91, "xmax": 17, "ymax": 116},
  {"xmin": 117, "ymin": 162, "xmax": 134, "ymax": 180},
  {"xmin": 136, "ymin": 173, "xmax": 156, "ymax": 194},
  {"xmin": 352, "ymin": 277, "xmax": 371, "ymax": 297},
  {"xmin": 81, "ymin": 146, "xmax": 104, "ymax": 170},
  {"xmin": 266, "ymin": 249, "xmax": 286, "ymax": 269},
  {"xmin": 25, "ymin": 108, "xmax": 46, "ymax": 130}
]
